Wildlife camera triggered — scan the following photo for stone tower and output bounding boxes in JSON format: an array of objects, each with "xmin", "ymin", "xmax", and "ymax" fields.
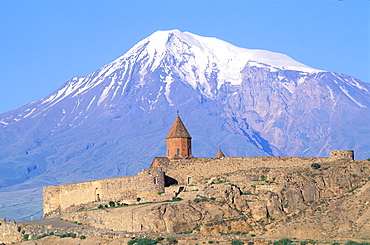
[{"xmin": 166, "ymin": 116, "xmax": 192, "ymax": 159}]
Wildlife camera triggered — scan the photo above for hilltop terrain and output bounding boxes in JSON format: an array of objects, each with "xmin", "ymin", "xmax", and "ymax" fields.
[
  {"xmin": 2, "ymin": 158, "xmax": 369, "ymax": 244},
  {"xmin": 59, "ymin": 158, "xmax": 370, "ymax": 242}
]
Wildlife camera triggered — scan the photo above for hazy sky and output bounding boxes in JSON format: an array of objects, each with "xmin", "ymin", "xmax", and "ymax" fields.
[{"xmin": 1, "ymin": 0, "xmax": 369, "ymax": 113}]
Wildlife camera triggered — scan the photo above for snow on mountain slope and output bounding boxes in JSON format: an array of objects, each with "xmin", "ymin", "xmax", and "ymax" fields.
[
  {"xmin": 22, "ymin": 29, "xmax": 319, "ymax": 113},
  {"xmin": 0, "ymin": 30, "xmax": 369, "ymax": 221}
]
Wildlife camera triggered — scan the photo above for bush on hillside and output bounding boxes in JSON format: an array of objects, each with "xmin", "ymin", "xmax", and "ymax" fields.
[{"xmin": 311, "ymin": 163, "xmax": 321, "ymax": 169}]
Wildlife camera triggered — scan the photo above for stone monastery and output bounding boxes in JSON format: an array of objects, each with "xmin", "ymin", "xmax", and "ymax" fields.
[{"xmin": 43, "ymin": 116, "xmax": 354, "ymax": 218}]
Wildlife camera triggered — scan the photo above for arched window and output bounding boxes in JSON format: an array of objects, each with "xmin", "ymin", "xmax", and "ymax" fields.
[
  {"xmin": 187, "ymin": 177, "xmax": 192, "ymax": 185},
  {"xmin": 177, "ymin": 148, "xmax": 180, "ymax": 155},
  {"xmin": 154, "ymin": 177, "xmax": 158, "ymax": 184}
]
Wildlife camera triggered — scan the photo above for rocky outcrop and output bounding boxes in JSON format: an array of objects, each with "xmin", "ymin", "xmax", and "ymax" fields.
[{"xmin": 60, "ymin": 159, "xmax": 370, "ymax": 241}]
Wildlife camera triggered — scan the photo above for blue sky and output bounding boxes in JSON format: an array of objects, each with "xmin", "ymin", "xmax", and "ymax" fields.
[{"xmin": 1, "ymin": 0, "xmax": 369, "ymax": 113}]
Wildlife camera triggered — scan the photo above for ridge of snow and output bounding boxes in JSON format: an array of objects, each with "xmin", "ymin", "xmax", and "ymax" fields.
[
  {"xmin": 117, "ymin": 29, "xmax": 322, "ymax": 93},
  {"xmin": 28, "ymin": 30, "xmax": 327, "ymax": 109},
  {"xmin": 340, "ymin": 86, "xmax": 366, "ymax": 108}
]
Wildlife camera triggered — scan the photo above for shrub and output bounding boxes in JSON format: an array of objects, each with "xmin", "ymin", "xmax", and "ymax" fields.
[
  {"xmin": 36, "ymin": 233, "xmax": 49, "ymax": 239},
  {"xmin": 166, "ymin": 237, "xmax": 178, "ymax": 244},
  {"xmin": 273, "ymin": 238, "xmax": 293, "ymax": 245},
  {"xmin": 57, "ymin": 233, "xmax": 76, "ymax": 238},
  {"xmin": 98, "ymin": 204, "xmax": 104, "ymax": 209},
  {"xmin": 128, "ymin": 238, "xmax": 158, "ymax": 245},
  {"xmin": 23, "ymin": 234, "xmax": 30, "ymax": 240},
  {"xmin": 231, "ymin": 240, "xmax": 244, "ymax": 245},
  {"xmin": 156, "ymin": 237, "xmax": 164, "ymax": 241},
  {"xmin": 137, "ymin": 197, "xmax": 141, "ymax": 202},
  {"xmin": 130, "ymin": 238, "xmax": 158, "ymax": 245},
  {"xmin": 345, "ymin": 241, "xmax": 370, "ymax": 245},
  {"xmin": 109, "ymin": 201, "xmax": 115, "ymax": 207},
  {"xmin": 80, "ymin": 235, "xmax": 87, "ymax": 239},
  {"xmin": 157, "ymin": 191, "xmax": 164, "ymax": 195},
  {"xmin": 311, "ymin": 163, "xmax": 321, "ymax": 169},
  {"xmin": 208, "ymin": 241, "xmax": 214, "ymax": 244},
  {"xmin": 248, "ymin": 242, "xmax": 254, "ymax": 245},
  {"xmin": 194, "ymin": 196, "xmax": 208, "ymax": 203}
]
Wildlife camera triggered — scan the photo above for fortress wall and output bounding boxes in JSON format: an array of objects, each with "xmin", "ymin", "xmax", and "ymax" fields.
[
  {"xmin": 165, "ymin": 156, "xmax": 331, "ymax": 185},
  {"xmin": 61, "ymin": 202, "xmax": 163, "ymax": 232},
  {"xmin": 137, "ymin": 168, "xmax": 165, "ymax": 201},
  {"xmin": 43, "ymin": 175, "xmax": 138, "ymax": 218},
  {"xmin": 330, "ymin": 150, "xmax": 354, "ymax": 160},
  {"xmin": 43, "ymin": 185, "xmax": 62, "ymax": 218},
  {"xmin": 0, "ymin": 219, "xmax": 22, "ymax": 243},
  {"xmin": 43, "ymin": 149, "xmax": 354, "ymax": 218}
]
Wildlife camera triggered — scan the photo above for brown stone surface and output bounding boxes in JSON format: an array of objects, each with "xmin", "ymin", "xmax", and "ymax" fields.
[
  {"xmin": 43, "ymin": 149, "xmax": 358, "ymax": 219},
  {"xmin": 59, "ymin": 159, "xmax": 370, "ymax": 242},
  {"xmin": 166, "ymin": 116, "xmax": 192, "ymax": 139},
  {"xmin": 0, "ymin": 220, "xmax": 22, "ymax": 244}
]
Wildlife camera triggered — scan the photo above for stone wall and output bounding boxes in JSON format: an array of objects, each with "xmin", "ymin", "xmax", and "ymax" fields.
[
  {"xmin": 137, "ymin": 168, "xmax": 165, "ymax": 201},
  {"xmin": 164, "ymin": 150, "xmax": 354, "ymax": 186},
  {"xmin": 44, "ymin": 175, "xmax": 138, "ymax": 218},
  {"xmin": 43, "ymin": 150, "xmax": 354, "ymax": 218},
  {"xmin": 164, "ymin": 156, "xmax": 329, "ymax": 186},
  {"xmin": 0, "ymin": 219, "xmax": 22, "ymax": 244},
  {"xmin": 330, "ymin": 150, "xmax": 354, "ymax": 160}
]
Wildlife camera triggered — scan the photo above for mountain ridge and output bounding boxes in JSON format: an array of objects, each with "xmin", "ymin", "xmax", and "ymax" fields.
[{"xmin": 0, "ymin": 30, "xmax": 369, "ymax": 221}]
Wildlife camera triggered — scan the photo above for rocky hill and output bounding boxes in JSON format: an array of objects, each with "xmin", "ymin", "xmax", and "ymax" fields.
[{"xmin": 59, "ymin": 158, "xmax": 370, "ymax": 243}]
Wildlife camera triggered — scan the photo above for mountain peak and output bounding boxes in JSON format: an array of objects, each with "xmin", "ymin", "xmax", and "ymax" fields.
[
  {"xmin": 132, "ymin": 29, "xmax": 319, "ymax": 72},
  {"xmin": 1, "ymin": 30, "xmax": 370, "ymax": 222}
]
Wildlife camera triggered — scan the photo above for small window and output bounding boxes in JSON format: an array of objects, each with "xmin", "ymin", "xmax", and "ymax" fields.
[
  {"xmin": 187, "ymin": 177, "xmax": 192, "ymax": 185},
  {"xmin": 177, "ymin": 148, "xmax": 180, "ymax": 155},
  {"xmin": 154, "ymin": 177, "xmax": 158, "ymax": 184}
]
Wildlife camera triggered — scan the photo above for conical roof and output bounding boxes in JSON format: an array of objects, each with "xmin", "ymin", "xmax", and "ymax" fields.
[
  {"xmin": 166, "ymin": 116, "xmax": 192, "ymax": 139},
  {"xmin": 214, "ymin": 149, "xmax": 225, "ymax": 159}
]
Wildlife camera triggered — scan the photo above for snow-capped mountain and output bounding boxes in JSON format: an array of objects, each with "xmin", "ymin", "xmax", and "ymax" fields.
[{"xmin": 1, "ymin": 30, "xmax": 369, "ymax": 221}]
